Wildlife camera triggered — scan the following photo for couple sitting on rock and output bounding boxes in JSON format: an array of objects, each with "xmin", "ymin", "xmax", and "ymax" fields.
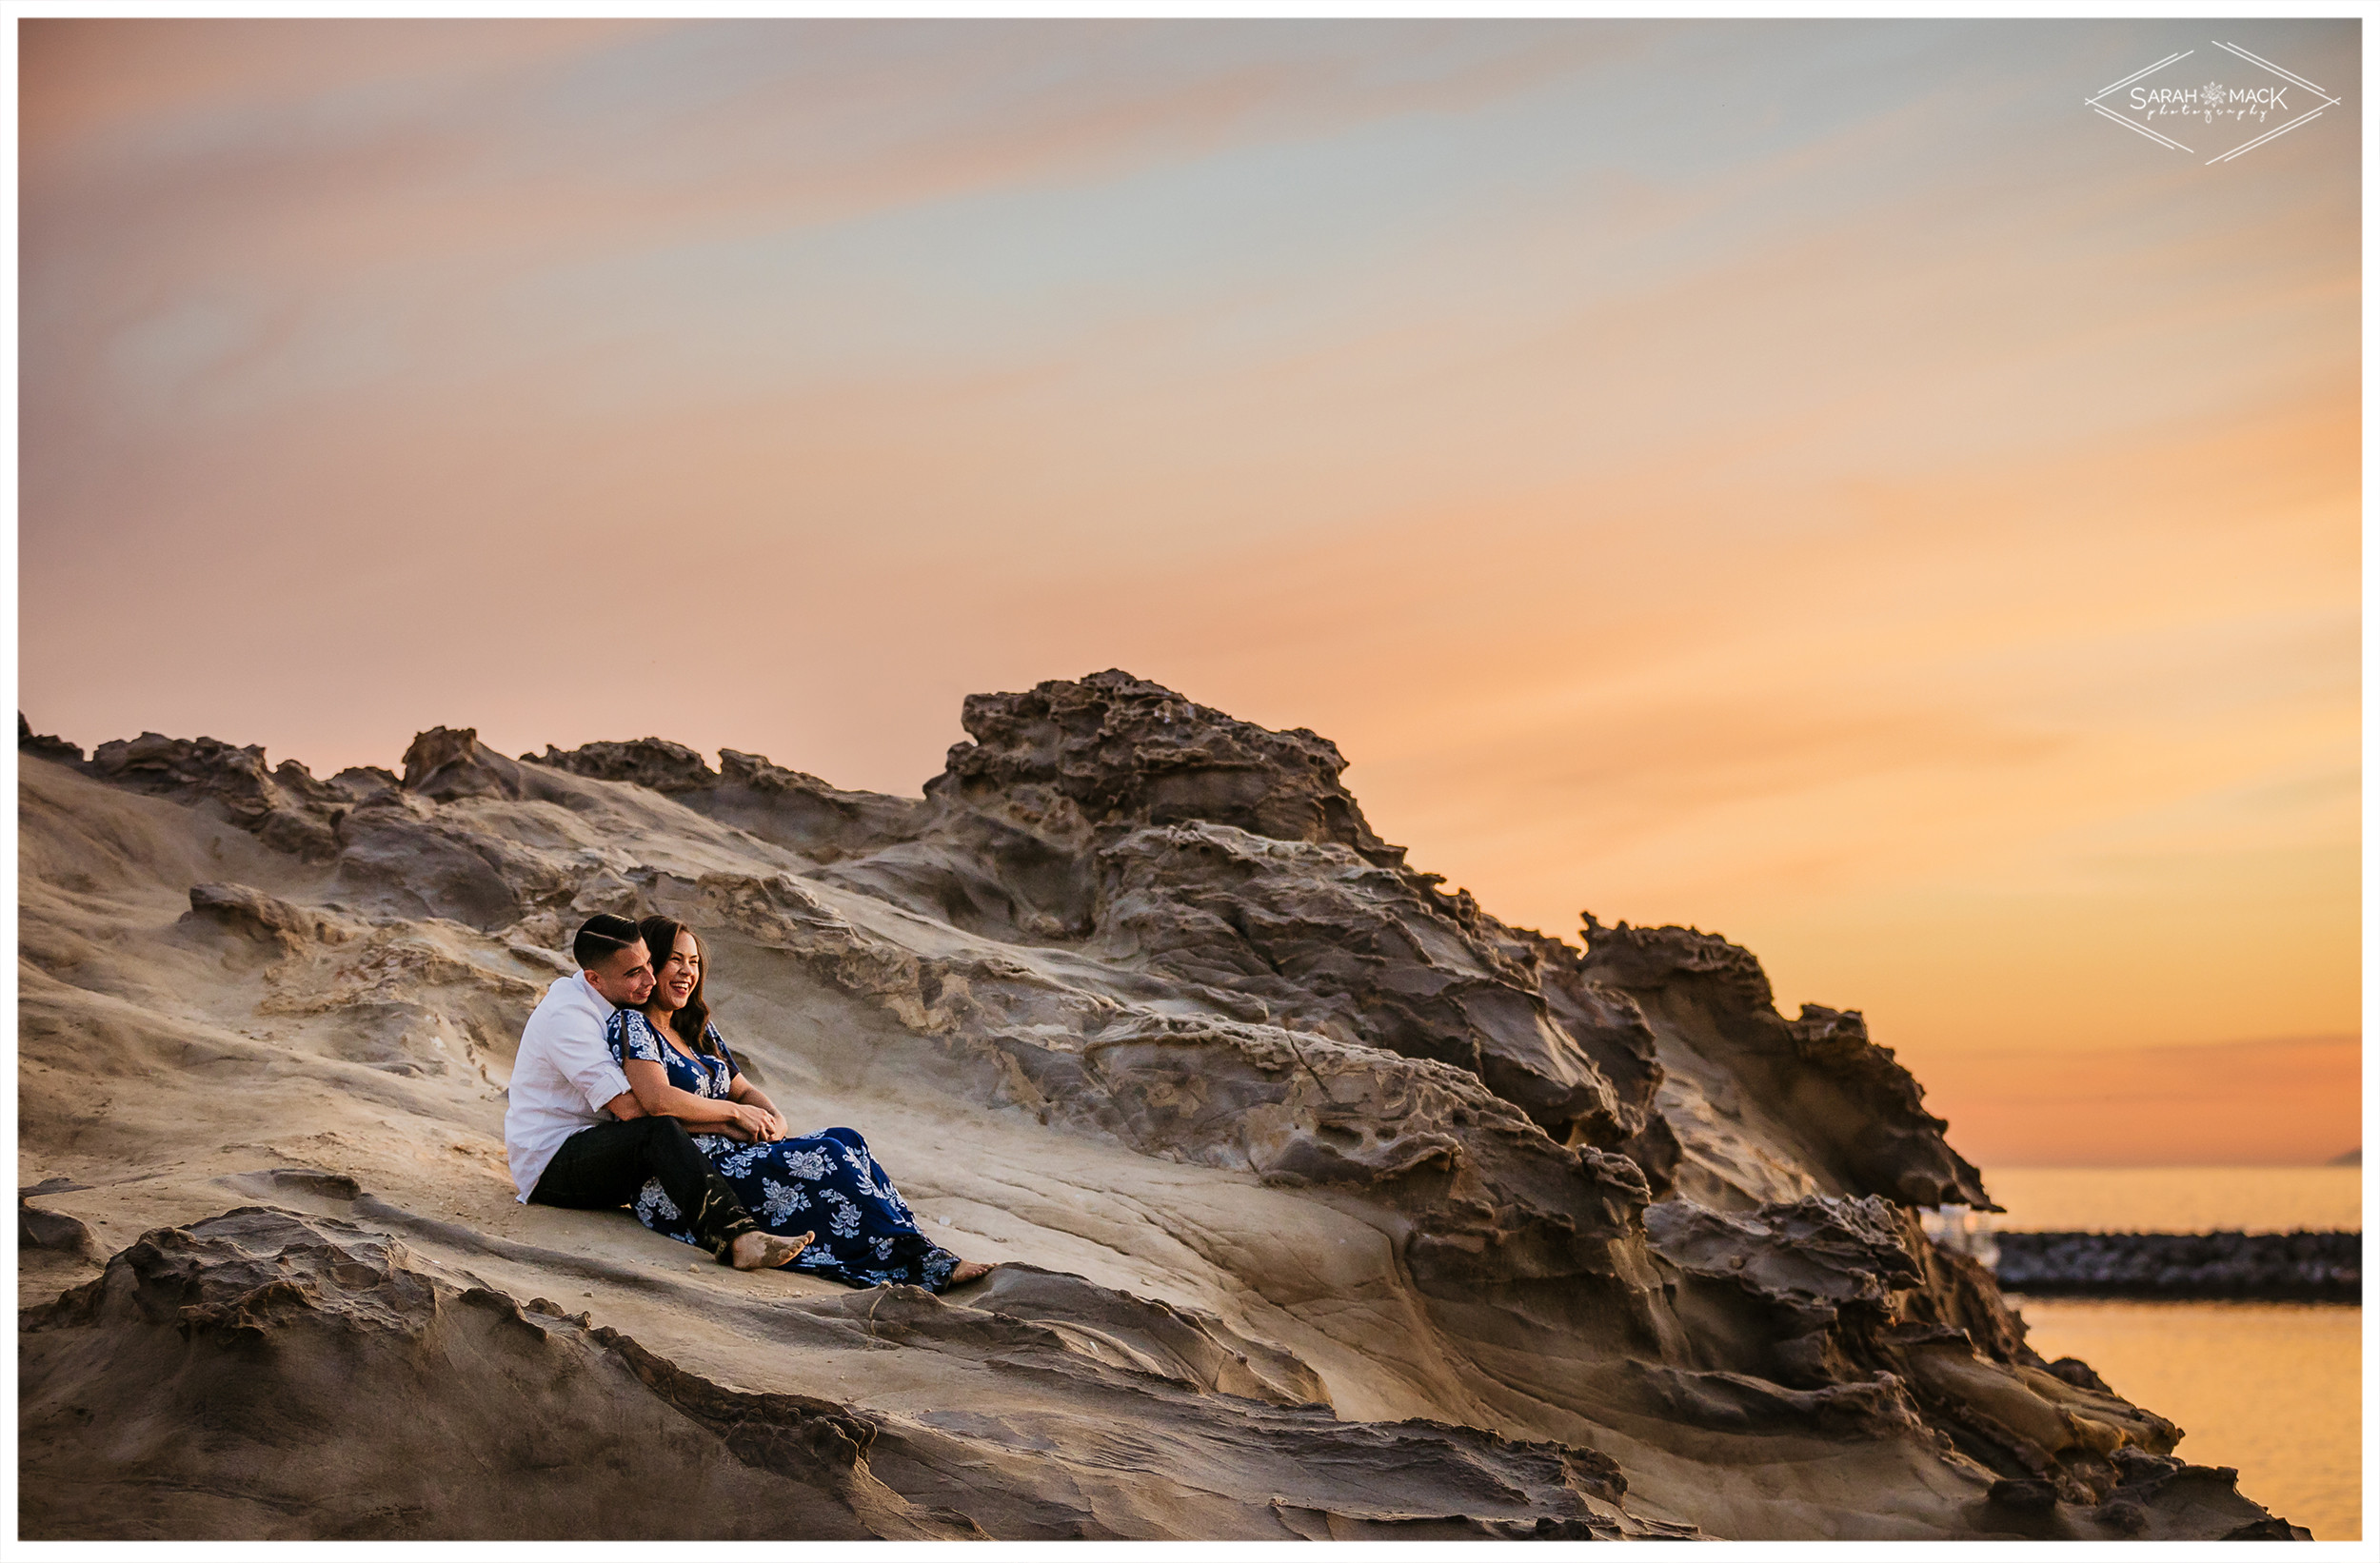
[{"xmin": 503, "ymin": 912, "xmax": 992, "ymax": 1291}]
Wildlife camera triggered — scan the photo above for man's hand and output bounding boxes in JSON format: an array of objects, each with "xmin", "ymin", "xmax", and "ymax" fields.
[{"xmin": 604, "ymin": 1090, "xmax": 645, "ymax": 1120}]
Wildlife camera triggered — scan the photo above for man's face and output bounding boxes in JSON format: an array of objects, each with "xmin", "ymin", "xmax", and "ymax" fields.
[{"xmin": 584, "ymin": 940, "xmax": 655, "ymax": 1007}]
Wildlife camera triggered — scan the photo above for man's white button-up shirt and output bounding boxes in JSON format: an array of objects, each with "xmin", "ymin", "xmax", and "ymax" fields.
[{"xmin": 505, "ymin": 972, "xmax": 634, "ymax": 1201}]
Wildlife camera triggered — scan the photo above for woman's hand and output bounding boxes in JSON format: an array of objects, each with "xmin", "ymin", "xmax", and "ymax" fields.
[
  {"xmin": 725, "ymin": 1075, "xmax": 788, "ymax": 1141},
  {"xmin": 730, "ymin": 1103, "xmax": 786, "ymax": 1141},
  {"xmin": 721, "ymin": 1102, "xmax": 781, "ymax": 1141}
]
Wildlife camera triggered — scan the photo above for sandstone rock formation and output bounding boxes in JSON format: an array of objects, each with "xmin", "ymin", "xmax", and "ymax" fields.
[
  {"xmin": 18, "ymin": 712, "xmax": 81, "ymax": 764},
  {"xmin": 15, "ymin": 672, "xmax": 2311, "ymax": 1539},
  {"xmin": 25, "ymin": 1202, "xmax": 1683, "ymax": 1539},
  {"xmin": 1581, "ymin": 918, "xmax": 1993, "ymax": 1211}
]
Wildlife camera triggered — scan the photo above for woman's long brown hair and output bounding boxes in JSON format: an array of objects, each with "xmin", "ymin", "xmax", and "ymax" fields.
[{"xmin": 635, "ymin": 915, "xmax": 720, "ymax": 1058}]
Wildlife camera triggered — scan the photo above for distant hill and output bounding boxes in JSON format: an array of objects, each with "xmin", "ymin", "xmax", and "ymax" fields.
[{"xmin": 2328, "ymin": 1148, "xmax": 2360, "ymax": 1166}]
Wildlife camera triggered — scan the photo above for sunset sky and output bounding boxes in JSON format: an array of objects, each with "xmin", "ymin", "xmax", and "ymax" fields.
[{"xmin": 17, "ymin": 18, "xmax": 2362, "ymax": 1165}]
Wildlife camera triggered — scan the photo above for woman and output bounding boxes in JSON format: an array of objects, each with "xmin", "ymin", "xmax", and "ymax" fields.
[{"xmin": 605, "ymin": 915, "xmax": 992, "ymax": 1292}]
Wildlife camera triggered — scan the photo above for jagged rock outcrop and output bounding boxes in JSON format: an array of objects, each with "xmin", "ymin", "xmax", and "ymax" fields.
[
  {"xmin": 1648, "ymin": 1194, "xmax": 1925, "ymax": 1386},
  {"xmin": 84, "ymin": 731, "xmax": 348, "ymax": 860},
  {"xmin": 1582, "ymin": 917, "xmax": 1992, "ymax": 1211},
  {"xmin": 848, "ymin": 674, "xmax": 1678, "ymax": 1158},
  {"xmin": 19, "ymin": 711, "xmax": 83, "ymax": 763},
  {"xmin": 1090, "ymin": 822, "xmax": 1632, "ymax": 1145},
  {"xmin": 1637, "ymin": 1191, "xmax": 2230, "ymax": 1517},
  {"xmin": 532, "ymin": 736, "xmax": 721, "ymax": 794},
  {"xmin": 1501, "ymin": 923, "xmax": 1681, "ymax": 1191},
  {"xmin": 709, "ymin": 750, "xmax": 922, "ymax": 857},
  {"xmin": 15, "ymin": 673, "xmax": 2319, "ymax": 1540},
  {"xmin": 535, "ymin": 740, "xmax": 922, "ymax": 862},
  {"xmin": 928, "ymin": 668, "xmax": 1405, "ymax": 866},
  {"xmin": 400, "ymin": 725, "xmax": 540, "ymax": 802}
]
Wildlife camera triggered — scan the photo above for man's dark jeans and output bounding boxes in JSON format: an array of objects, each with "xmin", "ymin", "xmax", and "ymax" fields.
[{"xmin": 530, "ymin": 1117, "xmax": 759, "ymax": 1260}]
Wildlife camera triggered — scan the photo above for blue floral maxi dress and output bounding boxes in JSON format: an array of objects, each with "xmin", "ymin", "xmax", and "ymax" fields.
[{"xmin": 605, "ymin": 1009, "xmax": 962, "ymax": 1291}]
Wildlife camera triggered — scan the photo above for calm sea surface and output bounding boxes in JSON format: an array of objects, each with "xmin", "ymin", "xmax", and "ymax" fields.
[
  {"xmin": 1986, "ymin": 1164, "xmax": 2362, "ymax": 1233},
  {"xmin": 1985, "ymin": 1166, "xmax": 2364, "ymax": 1541}
]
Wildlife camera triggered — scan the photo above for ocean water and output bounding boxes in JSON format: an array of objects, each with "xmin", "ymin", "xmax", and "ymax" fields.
[
  {"xmin": 1979, "ymin": 1166, "xmax": 2364, "ymax": 1541},
  {"xmin": 2012, "ymin": 1296, "xmax": 2362, "ymax": 1541},
  {"xmin": 1985, "ymin": 1165, "xmax": 2362, "ymax": 1234}
]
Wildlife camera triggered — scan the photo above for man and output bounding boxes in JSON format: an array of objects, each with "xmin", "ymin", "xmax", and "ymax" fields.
[{"xmin": 505, "ymin": 912, "xmax": 803, "ymax": 1271}]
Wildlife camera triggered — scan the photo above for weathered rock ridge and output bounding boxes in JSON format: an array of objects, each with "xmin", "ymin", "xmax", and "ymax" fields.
[
  {"xmin": 14, "ymin": 679, "xmax": 2311, "ymax": 1539},
  {"xmin": 1582, "ymin": 917, "xmax": 1993, "ymax": 1211}
]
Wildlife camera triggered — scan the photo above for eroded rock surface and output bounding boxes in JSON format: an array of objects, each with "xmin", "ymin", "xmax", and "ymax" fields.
[
  {"xmin": 84, "ymin": 730, "xmax": 348, "ymax": 860},
  {"xmin": 931, "ymin": 668, "xmax": 1404, "ymax": 865},
  {"xmin": 14, "ymin": 672, "xmax": 2311, "ymax": 1540},
  {"xmin": 1091, "ymin": 823, "xmax": 1633, "ymax": 1146},
  {"xmin": 19, "ymin": 712, "xmax": 83, "ymax": 764},
  {"xmin": 20, "ymin": 1207, "xmax": 977, "ymax": 1539},
  {"xmin": 1583, "ymin": 917, "xmax": 1992, "ymax": 1211},
  {"xmin": 22, "ymin": 1207, "xmax": 1684, "ymax": 1540}
]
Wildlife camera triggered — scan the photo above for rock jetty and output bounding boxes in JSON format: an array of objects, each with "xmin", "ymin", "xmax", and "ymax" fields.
[{"xmin": 1996, "ymin": 1231, "xmax": 2359, "ymax": 1302}]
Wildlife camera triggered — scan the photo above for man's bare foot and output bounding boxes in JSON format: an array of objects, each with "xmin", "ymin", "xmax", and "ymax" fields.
[
  {"xmin": 945, "ymin": 1259, "xmax": 996, "ymax": 1286},
  {"xmin": 728, "ymin": 1230, "xmax": 812, "ymax": 1271}
]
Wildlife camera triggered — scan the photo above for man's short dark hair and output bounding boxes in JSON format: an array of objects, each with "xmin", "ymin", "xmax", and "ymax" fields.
[{"xmin": 573, "ymin": 913, "xmax": 645, "ymax": 970}]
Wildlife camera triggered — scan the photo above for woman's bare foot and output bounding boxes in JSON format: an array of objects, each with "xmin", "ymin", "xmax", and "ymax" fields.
[
  {"xmin": 945, "ymin": 1259, "xmax": 996, "ymax": 1286},
  {"xmin": 728, "ymin": 1230, "xmax": 812, "ymax": 1271}
]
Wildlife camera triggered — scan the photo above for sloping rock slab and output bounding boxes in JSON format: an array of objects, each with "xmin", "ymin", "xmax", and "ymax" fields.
[
  {"xmin": 19, "ymin": 1207, "xmax": 964, "ymax": 1539},
  {"xmin": 21, "ymin": 1207, "xmax": 1685, "ymax": 1540}
]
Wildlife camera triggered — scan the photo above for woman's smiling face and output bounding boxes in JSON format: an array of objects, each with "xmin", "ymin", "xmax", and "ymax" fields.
[{"xmin": 652, "ymin": 928, "xmax": 702, "ymax": 1012}]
